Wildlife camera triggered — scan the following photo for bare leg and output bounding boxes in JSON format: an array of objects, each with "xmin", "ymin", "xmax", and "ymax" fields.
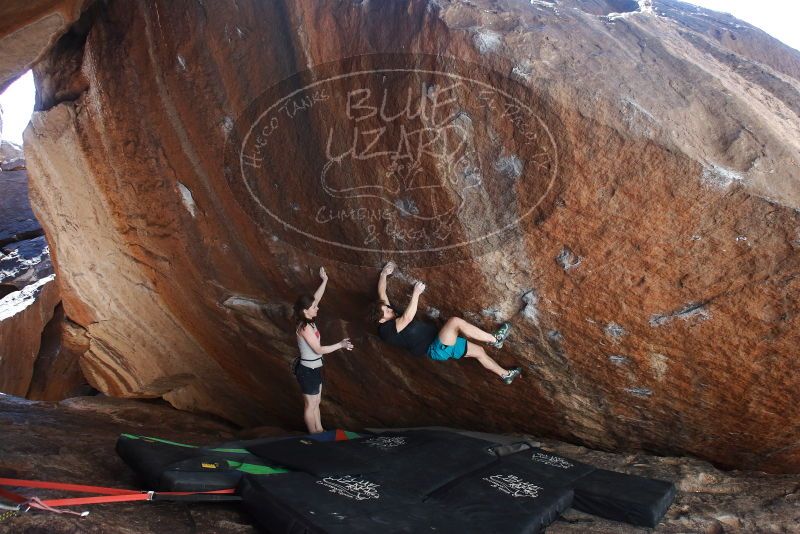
[
  {"xmin": 315, "ymin": 385, "xmax": 324, "ymax": 433},
  {"xmin": 303, "ymin": 393, "xmax": 322, "ymax": 434},
  {"xmin": 464, "ymin": 342, "xmax": 508, "ymax": 378},
  {"xmin": 438, "ymin": 317, "xmax": 496, "ymax": 345}
]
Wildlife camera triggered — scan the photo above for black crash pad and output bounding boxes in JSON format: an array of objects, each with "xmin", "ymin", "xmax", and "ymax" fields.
[
  {"xmin": 361, "ymin": 430, "xmax": 500, "ymax": 497},
  {"xmin": 498, "ymin": 447, "xmax": 597, "ymax": 487},
  {"xmin": 245, "ymin": 437, "xmax": 379, "ymax": 477},
  {"xmin": 491, "ymin": 448, "xmax": 676, "ymax": 528},
  {"xmin": 572, "ymin": 467, "xmax": 677, "ymax": 528},
  {"xmin": 426, "ymin": 460, "xmax": 575, "ymax": 534},
  {"xmin": 244, "ymin": 429, "xmax": 500, "ymax": 496},
  {"xmin": 116, "ymin": 434, "xmax": 285, "ymax": 492},
  {"xmin": 240, "ymin": 472, "xmax": 471, "ymax": 534}
]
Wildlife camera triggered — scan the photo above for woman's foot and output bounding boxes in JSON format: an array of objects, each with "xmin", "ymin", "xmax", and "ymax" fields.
[
  {"xmin": 500, "ymin": 367, "xmax": 521, "ymax": 385},
  {"xmin": 491, "ymin": 322, "xmax": 512, "ymax": 349}
]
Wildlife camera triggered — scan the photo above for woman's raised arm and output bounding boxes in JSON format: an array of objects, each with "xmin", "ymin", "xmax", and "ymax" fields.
[{"xmin": 312, "ymin": 267, "xmax": 328, "ymax": 306}]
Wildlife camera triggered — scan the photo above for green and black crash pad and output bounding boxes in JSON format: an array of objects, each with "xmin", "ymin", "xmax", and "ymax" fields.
[
  {"xmin": 116, "ymin": 430, "xmax": 360, "ymax": 492},
  {"xmin": 116, "ymin": 433, "xmax": 287, "ymax": 491},
  {"xmin": 244, "ymin": 437, "xmax": 379, "ymax": 477}
]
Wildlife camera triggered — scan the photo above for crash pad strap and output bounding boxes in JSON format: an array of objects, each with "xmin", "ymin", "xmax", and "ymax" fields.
[
  {"xmin": 0, "ymin": 478, "xmax": 237, "ymax": 508},
  {"xmin": 40, "ymin": 490, "xmax": 241, "ymax": 507},
  {"xmin": 0, "ymin": 487, "xmax": 26, "ymax": 504},
  {"xmin": 0, "ymin": 478, "xmax": 140, "ymax": 495}
]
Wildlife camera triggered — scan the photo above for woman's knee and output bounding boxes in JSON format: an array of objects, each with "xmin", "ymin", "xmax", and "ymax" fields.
[
  {"xmin": 465, "ymin": 343, "xmax": 486, "ymax": 357},
  {"xmin": 443, "ymin": 317, "xmax": 466, "ymax": 335}
]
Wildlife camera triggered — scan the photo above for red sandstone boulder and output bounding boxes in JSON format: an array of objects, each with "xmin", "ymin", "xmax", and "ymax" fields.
[
  {"xmin": 0, "ymin": 0, "xmax": 95, "ymax": 93},
  {"xmin": 8, "ymin": 0, "xmax": 800, "ymax": 473},
  {"xmin": 25, "ymin": 303, "xmax": 93, "ymax": 400}
]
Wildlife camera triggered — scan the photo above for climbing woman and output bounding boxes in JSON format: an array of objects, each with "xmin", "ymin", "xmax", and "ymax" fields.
[
  {"xmin": 293, "ymin": 267, "xmax": 353, "ymax": 434},
  {"xmin": 370, "ymin": 262, "xmax": 521, "ymax": 384}
]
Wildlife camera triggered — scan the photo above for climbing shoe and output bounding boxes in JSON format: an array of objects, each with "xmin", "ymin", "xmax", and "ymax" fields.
[
  {"xmin": 501, "ymin": 367, "xmax": 521, "ymax": 385},
  {"xmin": 491, "ymin": 322, "xmax": 512, "ymax": 349}
]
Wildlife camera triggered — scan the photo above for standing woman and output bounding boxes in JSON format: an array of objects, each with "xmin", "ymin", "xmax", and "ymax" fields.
[{"xmin": 293, "ymin": 267, "xmax": 353, "ymax": 434}]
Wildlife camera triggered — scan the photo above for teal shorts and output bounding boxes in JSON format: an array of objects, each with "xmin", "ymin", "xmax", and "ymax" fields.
[{"xmin": 426, "ymin": 336, "xmax": 468, "ymax": 361}]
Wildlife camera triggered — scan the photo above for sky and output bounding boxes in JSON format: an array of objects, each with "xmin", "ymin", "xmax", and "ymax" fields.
[
  {"xmin": 1, "ymin": 1, "xmax": 798, "ymax": 145},
  {"xmin": 689, "ymin": 0, "xmax": 800, "ymax": 51},
  {"xmin": 0, "ymin": 70, "xmax": 34, "ymax": 145}
]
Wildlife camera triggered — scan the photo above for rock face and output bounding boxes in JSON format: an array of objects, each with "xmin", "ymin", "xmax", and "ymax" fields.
[
  {"xmin": 0, "ymin": 235, "xmax": 52, "ymax": 288},
  {"xmin": 0, "ymin": 0, "xmax": 95, "ymax": 93},
  {"xmin": 0, "ymin": 273, "xmax": 60, "ymax": 395},
  {"xmin": 0, "ymin": 167, "xmax": 65, "ymax": 398},
  {"xmin": 1, "ymin": 393, "xmax": 798, "ymax": 533},
  {"xmin": 25, "ymin": 303, "xmax": 94, "ymax": 400},
  {"xmin": 16, "ymin": 0, "xmax": 800, "ymax": 473},
  {"xmin": 0, "ymin": 170, "xmax": 41, "ymax": 250}
]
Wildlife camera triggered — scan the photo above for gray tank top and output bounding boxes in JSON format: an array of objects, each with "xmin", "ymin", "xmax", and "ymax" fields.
[{"xmin": 297, "ymin": 324, "xmax": 323, "ymax": 369}]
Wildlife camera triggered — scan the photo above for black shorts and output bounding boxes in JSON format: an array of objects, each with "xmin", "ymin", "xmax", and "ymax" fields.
[{"xmin": 295, "ymin": 364, "xmax": 323, "ymax": 395}]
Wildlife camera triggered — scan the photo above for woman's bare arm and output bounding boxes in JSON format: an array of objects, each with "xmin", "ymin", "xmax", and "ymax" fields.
[
  {"xmin": 312, "ymin": 267, "xmax": 328, "ymax": 306},
  {"xmin": 378, "ymin": 261, "xmax": 395, "ymax": 304},
  {"xmin": 299, "ymin": 324, "xmax": 352, "ymax": 354},
  {"xmin": 395, "ymin": 281, "xmax": 426, "ymax": 332}
]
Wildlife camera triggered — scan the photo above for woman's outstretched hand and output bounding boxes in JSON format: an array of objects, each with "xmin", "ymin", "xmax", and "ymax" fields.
[
  {"xmin": 381, "ymin": 261, "xmax": 396, "ymax": 276},
  {"xmin": 319, "ymin": 266, "xmax": 328, "ymax": 281},
  {"xmin": 413, "ymin": 281, "xmax": 426, "ymax": 295},
  {"xmin": 340, "ymin": 338, "xmax": 354, "ymax": 351}
]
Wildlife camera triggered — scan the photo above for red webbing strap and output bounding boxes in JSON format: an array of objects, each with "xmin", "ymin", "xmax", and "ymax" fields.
[
  {"xmin": 0, "ymin": 487, "xmax": 27, "ymax": 504},
  {"xmin": 38, "ymin": 489, "xmax": 236, "ymax": 507},
  {"xmin": 335, "ymin": 428, "xmax": 347, "ymax": 441},
  {"xmin": 38, "ymin": 494, "xmax": 152, "ymax": 507},
  {"xmin": 0, "ymin": 478, "xmax": 237, "ymax": 508},
  {"xmin": 0, "ymin": 478, "xmax": 139, "ymax": 495}
]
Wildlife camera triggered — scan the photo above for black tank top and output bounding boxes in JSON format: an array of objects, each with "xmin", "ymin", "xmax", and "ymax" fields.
[{"xmin": 378, "ymin": 318, "xmax": 438, "ymax": 357}]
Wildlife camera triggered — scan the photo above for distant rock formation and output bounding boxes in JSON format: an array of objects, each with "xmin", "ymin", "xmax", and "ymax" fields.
[
  {"xmin": 0, "ymin": 102, "xmax": 26, "ymax": 170},
  {"xmin": 0, "ymin": 167, "xmax": 83, "ymax": 399},
  {"xmin": 0, "ymin": 140, "xmax": 25, "ymax": 171},
  {"xmin": 2, "ymin": 0, "xmax": 799, "ymax": 472}
]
